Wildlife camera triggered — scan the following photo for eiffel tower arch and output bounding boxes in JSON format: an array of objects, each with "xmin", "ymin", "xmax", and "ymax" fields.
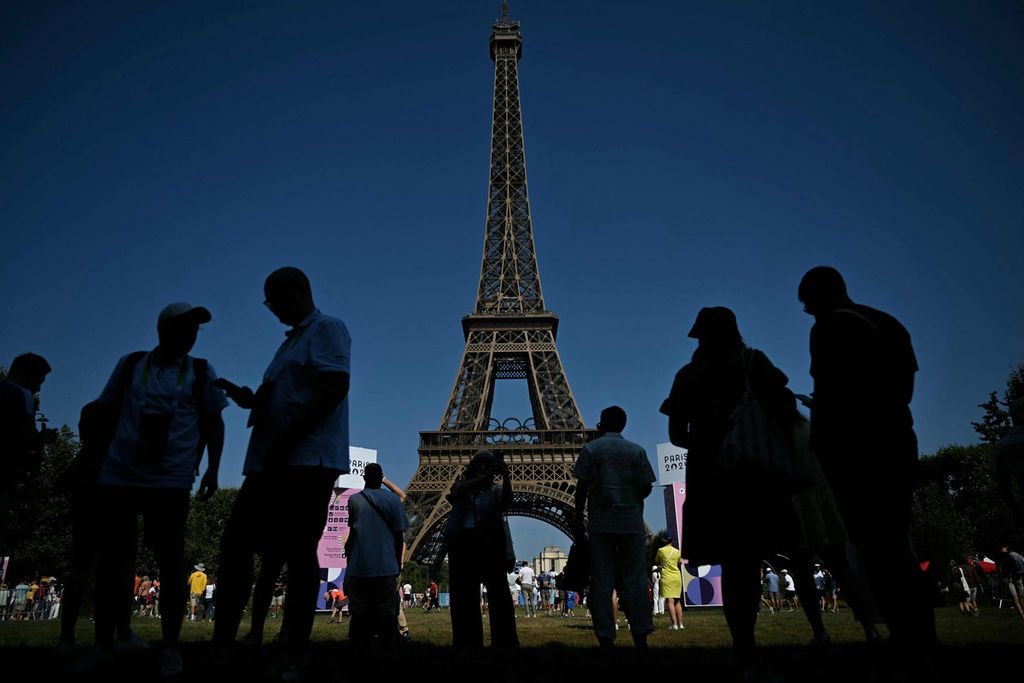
[{"xmin": 404, "ymin": 3, "xmax": 598, "ymax": 567}]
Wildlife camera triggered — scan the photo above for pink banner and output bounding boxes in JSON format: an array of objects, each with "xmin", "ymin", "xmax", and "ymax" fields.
[{"xmin": 316, "ymin": 487, "xmax": 357, "ymax": 609}]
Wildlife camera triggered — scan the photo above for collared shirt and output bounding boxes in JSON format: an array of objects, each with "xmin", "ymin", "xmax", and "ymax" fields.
[
  {"xmin": 244, "ymin": 310, "xmax": 351, "ymax": 474},
  {"xmin": 97, "ymin": 351, "xmax": 227, "ymax": 490},
  {"xmin": 345, "ymin": 487, "xmax": 408, "ymax": 579},
  {"xmin": 573, "ymin": 432, "xmax": 655, "ymax": 535}
]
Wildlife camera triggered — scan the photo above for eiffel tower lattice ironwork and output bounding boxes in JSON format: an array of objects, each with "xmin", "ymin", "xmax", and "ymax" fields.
[{"xmin": 404, "ymin": 2, "xmax": 597, "ymax": 567}]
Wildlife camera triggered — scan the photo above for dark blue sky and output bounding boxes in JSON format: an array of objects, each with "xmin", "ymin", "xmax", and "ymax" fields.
[{"xmin": 3, "ymin": 1, "xmax": 1022, "ymax": 560}]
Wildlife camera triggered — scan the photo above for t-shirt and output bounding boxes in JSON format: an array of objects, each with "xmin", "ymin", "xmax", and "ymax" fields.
[
  {"xmin": 205, "ymin": 584, "xmax": 215, "ymax": 600},
  {"xmin": 345, "ymin": 487, "xmax": 409, "ymax": 578},
  {"xmin": 573, "ymin": 432, "xmax": 655, "ymax": 534},
  {"xmin": 97, "ymin": 352, "xmax": 227, "ymax": 489},
  {"xmin": 764, "ymin": 571, "xmax": 780, "ymax": 592},
  {"xmin": 783, "ymin": 573, "xmax": 796, "ymax": 591},
  {"xmin": 519, "ymin": 566, "xmax": 535, "ymax": 587}
]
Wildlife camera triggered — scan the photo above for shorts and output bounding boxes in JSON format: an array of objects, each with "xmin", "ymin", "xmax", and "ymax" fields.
[
  {"xmin": 1008, "ymin": 577, "xmax": 1024, "ymax": 598},
  {"xmin": 272, "ymin": 595, "xmax": 285, "ymax": 606},
  {"xmin": 190, "ymin": 593, "xmax": 203, "ymax": 607}
]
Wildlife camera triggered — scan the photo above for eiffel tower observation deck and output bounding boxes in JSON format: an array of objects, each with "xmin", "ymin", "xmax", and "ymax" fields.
[{"xmin": 403, "ymin": 2, "xmax": 597, "ymax": 567}]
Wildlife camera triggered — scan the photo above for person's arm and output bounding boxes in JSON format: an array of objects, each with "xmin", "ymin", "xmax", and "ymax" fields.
[
  {"xmin": 661, "ymin": 369, "xmax": 692, "ymax": 448},
  {"xmin": 393, "ymin": 531, "xmax": 406, "ymax": 572},
  {"xmin": 573, "ymin": 480, "xmax": 588, "ymax": 536},
  {"xmin": 449, "ymin": 471, "xmax": 494, "ymax": 501},
  {"xmin": 197, "ymin": 413, "xmax": 224, "ymax": 500},
  {"xmin": 498, "ymin": 461, "xmax": 512, "ymax": 509},
  {"xmin": 382, "ymin": 477, "xmax": 407, "ymax": 502}
]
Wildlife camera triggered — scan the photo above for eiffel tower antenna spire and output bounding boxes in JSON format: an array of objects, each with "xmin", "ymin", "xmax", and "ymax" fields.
[{"xmin": 402, "ymin": 8, "xmax": 600, "ymax": 567}]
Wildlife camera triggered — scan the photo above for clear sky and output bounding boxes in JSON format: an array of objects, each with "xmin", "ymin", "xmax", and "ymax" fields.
[{"xmin": 3, "ymin": 1, "xmax": 1022, "ymax": 563}]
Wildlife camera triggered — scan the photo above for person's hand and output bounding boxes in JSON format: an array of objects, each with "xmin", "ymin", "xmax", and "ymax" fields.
[
  {"xmin": 196, "ymin": 470, "xmax": 219, "ymax": 501},
  {"xmin": 225, "ymin": 384, "xmax": 256, "ymax": 409}
]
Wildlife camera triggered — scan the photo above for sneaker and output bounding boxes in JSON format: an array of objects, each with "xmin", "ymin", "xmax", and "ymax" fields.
[
  {"xmin": 113, "ymin": 631, "xmax": 150, "ymax": 653},
  {"xmin": 158, "ymin": 647, "xmax": 184, "ymax": 678}
]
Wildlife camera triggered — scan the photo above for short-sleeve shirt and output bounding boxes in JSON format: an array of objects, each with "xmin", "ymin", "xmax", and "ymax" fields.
[
  {"xmin": 345, "ymin": 487, "xmax": 408, "ymax": 578},
  {"xmin": 244, "ymin": 310, "xmax": 351, "ymax": 474},
  {"xmin": 573, "ymin": 432, "xmax": 655, "ymax": 534},
  {"xmin": 519, "ymin": 566, "xmax": 535, "ymax": 586},
  {"xmin": 97, "ymin": 352, "xmax": 227, "ymax": 490},
  {"xmin": 764, "ymin": 572, "xmax": 780, "ymax": 592}
]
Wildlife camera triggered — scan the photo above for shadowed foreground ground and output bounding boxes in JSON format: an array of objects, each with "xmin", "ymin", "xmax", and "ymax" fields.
[{"xmin": 1, "ymin": 606, "xmax": 1020, "ymax": 680}]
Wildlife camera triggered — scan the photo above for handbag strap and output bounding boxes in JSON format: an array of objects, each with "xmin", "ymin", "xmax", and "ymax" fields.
[{"xmin": 359, "ymin": 490, "xmax": 392, "ymax": 528}]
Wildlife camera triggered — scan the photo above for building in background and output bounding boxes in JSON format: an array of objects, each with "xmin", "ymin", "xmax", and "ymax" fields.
[{"xmin": 531, "ymin": 546, "xmax": 568, "ymax": 575}]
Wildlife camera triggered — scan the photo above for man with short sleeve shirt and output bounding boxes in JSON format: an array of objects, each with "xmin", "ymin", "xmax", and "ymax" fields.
[
  {"xmin": 215, "ymin": 267, "xmax": 352, "ymax": 656},
  {"xmin": 573, "ymin": 406, "xmax": 655, "ymax": 649},
  {"xmin": 343, "ymin": 463, "xmax": 408, "ymax": 645},
  {"xmin": 92, "ymin": 303, "xmax": 226, "ymax": 676}
]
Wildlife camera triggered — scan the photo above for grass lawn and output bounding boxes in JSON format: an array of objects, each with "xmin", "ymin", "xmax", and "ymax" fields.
[{"xmin": 1, "ymin": 605, "xmax": 1021, "ymax": 680}]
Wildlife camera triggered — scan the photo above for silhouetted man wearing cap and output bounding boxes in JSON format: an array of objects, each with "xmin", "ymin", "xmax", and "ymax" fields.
[
  {"xmin": 0, "ymin": 352, "xmax": 52, "ymax": 555},
  {"xmin": 214, "ymin": 267, "xmax": 351, "ymax": 666},
  {"xmin": 798, "ymin": 266, "xmax": 935, "ymax": 647},
  {"xmin": 574, "ymin": 406, "xmax": 656, "ymax": 650},
  {"xmin": 91, "ymin": 303, "xmax": 226, "ymax": 675}
]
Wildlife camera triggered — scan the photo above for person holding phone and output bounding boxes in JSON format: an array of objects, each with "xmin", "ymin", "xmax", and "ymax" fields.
[{"xmin": 214, "ymin": 267, "xmax": 351, "ymax": 677}]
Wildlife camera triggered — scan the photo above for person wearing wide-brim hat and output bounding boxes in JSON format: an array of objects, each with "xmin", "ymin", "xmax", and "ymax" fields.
[{"xmin": 659, "ymin": 306, "xmax": 804, "ymax": 664}]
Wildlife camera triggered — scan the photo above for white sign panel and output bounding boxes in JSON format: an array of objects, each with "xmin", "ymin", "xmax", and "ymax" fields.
[
  {"xmin": 335, "ymin": 446, "xmax": 378, "ymax": 489},
  {"xmin": 657, "ymin": 442, "xmax": 687, "ymax": 486}
]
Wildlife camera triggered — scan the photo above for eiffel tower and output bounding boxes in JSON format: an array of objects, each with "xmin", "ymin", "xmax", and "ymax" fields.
[{"xmin": 404, "ymin": 2, "xmax": 597, "ymax": 566}]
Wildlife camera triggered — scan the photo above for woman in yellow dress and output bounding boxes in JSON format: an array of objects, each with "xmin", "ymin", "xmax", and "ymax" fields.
[{"xmin": 655, "ymin": 535, "xmax": 685, "ymax": 630}]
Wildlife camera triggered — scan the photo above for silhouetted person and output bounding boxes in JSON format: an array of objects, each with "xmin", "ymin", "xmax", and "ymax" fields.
[
  {"xmin": 91, "ymin": 303, "xmax": 226, "ymax": 676},
  {"xmin": 56, "ymin": 402, "xmax": 135, "ymax": 652},
  {"xmin": 798, "ymin": 266, "xmax": 936, "ymax": 647},
  {"xmin": 445, "ymin": 450, "xmax": 519, "ymax": 649},
  {"xmin": 243, "ymin": 557, "xmax": 286, "ymax": 644},
  {"xmin": 1, "ymin": 353, "xmax": 52, "ymax": 555},
  {"xmin": 343, "ymin": 463, "xmax": 407, "ymax": 646},
  {"xmin": 660, "ymin": 307, "xmax": 802, "ymax": 667},
  {"xmin": 214, "ymin": 267, "xmax": 351, "ymax": 670},
  {"xmin": 995, "ymin": 397, "xmax": 1024, "ymax": 530},
  {"xmin": 573, "ymin": 405, "xmax": 655, "ymax": 650}
]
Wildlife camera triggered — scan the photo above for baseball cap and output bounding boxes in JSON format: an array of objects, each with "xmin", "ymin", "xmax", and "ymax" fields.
[{"xmin": 159, "ymin": 302, "xmax": 212, "ymax": 327}]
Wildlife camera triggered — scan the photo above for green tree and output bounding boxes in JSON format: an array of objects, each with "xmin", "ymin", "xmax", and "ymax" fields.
[
  {"xmin": 914, "ymin": 443, "xmax": 1021, "ymax": 557},
  {"xmin": 5, "ymin": 425, "xmax": 78, "ymax": 579},
  {"xmin": 184, "ymin": 487, "xmax": 238, "ymax": 577},
  {"xmin": 972, "ymin": 364, "xmax": 1024, "ymax": 444}
]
